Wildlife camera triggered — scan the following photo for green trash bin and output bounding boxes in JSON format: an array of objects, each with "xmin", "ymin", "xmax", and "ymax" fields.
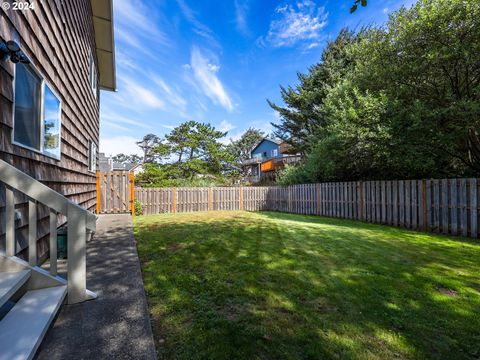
[{"xmin": 57, "ymin": 227, "xmax": 68, "ymax": 259}]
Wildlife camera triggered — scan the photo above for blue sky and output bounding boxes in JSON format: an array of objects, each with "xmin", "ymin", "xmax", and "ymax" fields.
[{"xmin": 100, "ymin": 0, "xmax": 414, "ymax": 156}]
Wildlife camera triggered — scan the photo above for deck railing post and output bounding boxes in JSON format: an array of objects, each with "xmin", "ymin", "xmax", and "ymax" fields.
[
  {"xmin": 49, "ymin": 210, "xmax": 58, "ymax": 276},
  {"xmin": 28, "ymin": 199, "xmax": 37, "ymax": 266},
  {"xmin": 67, "ymin": 203, "xmax": 87, "ymax": 304},
  {"xmin": 5, "ymin": 185, "xmax": 15, "ymax": 257}
]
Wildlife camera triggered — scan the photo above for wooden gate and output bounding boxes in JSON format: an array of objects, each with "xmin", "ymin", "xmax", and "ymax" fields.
[{"xmin": 96, "ymin": 171, "xmax": 135, "ymax": 214}]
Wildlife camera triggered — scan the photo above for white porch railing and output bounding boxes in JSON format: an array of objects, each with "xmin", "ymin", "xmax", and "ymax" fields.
[{"xmin": 0, "ymin": 159, "xmax": 96, "ymax": 304}]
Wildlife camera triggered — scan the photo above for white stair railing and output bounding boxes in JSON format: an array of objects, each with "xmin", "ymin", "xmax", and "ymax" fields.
[{"xmin": 0, "ymin": 159, "xmax": 96, "ymax": 304}]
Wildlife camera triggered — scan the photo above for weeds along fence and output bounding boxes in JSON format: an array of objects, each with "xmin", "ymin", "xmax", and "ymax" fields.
[{"xmin": 135, "ymin": 178, "xmax": 479, "ymax": 239}]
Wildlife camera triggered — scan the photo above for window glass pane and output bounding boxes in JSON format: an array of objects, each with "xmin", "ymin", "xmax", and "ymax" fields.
[
  {"xmin": 89, "ymin": 141, "xmax": 97, "ymax": 171},
  {"xmin": 90, "ymin": 54, "xmax": 97, "ymax": 96},
  {"xmin": 14, "ymin": 63, "xmax": 42, "ymax": 149},
  {"xmin": 43, "ymin": 85, "xmax": 61, "ymax": 158}
]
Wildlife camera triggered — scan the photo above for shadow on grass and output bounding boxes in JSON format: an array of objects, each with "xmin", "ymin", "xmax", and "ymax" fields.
[{"xmin": 134, "ymin": 211, "xmax": 480, "ymax": 360}]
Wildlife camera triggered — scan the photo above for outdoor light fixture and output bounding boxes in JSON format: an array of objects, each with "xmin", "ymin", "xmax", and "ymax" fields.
[{"xmin": 0, "ymin": 40, "xmax": 30, "ymax": 64}]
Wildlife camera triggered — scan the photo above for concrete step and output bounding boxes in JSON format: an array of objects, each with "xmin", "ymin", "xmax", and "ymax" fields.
[
  {"xmin": 0, "ymin": 270, "xmax": 31, "ymax": 308},
  {"xmin": 0, "ymin": 285, "xmax": 67, "ymax": 360}
]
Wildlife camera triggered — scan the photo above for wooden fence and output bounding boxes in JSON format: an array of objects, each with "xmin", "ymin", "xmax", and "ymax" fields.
[
  {"xmin": 97, "ymin": 171, "xmax": 135, "ymax": 214},
  {"xmin": 135, "ymin": 178, "xmax": 479, "ymax": 239}
]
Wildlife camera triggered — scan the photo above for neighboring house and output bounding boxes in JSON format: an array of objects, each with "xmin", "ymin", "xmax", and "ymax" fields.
[
  {"xmin": 242, "ymin": 138, "xmax": 302, "ymax": 183},
  {"xmin": 98, "ymin": 153, "xmax": 142, "ymax": 174},
  {"xmin": 99, "ymin": 152, "xmax": 113, "ymax": 172},
  {"xmin": 0, "ymin": 1, "xmax": 115, "ymax": 357}
]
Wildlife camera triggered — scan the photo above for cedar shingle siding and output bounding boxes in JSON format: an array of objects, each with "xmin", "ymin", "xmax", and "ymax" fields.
[{"xmin": 0, "ymin": 1, "xmax": 99, "ymax": 261}]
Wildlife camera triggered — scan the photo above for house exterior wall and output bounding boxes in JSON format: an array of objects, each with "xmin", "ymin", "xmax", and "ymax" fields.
[
  {"xmin": 0, "ymin": 2, "xmax": 99, "ymax": 260},
  {"xmin": 251, "ymin": 140, "xmax": 280, "ymax": 160}
]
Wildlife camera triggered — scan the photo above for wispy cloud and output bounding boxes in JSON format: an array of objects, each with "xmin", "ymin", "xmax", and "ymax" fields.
[
  {"xmin": 176, "ymin": 0, "xmax": 220, "ymax": 47},
  {"xmin": 102, "ymin": 112, "xmax": 151, "ymax": 130},
  {"xmin": 218, "ymin": 120, "xmax": 236, "ymax": 133},
  {"xmin": 152, "ymin": 76, "xmax": 187, "ymax": 109},
  {"xmin": 234, "ymin": 0, "xmax": 250, "ymax": 36},
  {"xmin": 117, "ymin": 74, "xmax": 166, "ymax": 110},
  {"xmin": 115, "ymin": 0, "xmax": 169, "ymax": 45},
  {"xmin": 259, "ymin": 0, "xmax": 328, "ymax": 48},
  {"xmin": 189, "ymin": 47, "xmax": 234, "ymax": 111}
]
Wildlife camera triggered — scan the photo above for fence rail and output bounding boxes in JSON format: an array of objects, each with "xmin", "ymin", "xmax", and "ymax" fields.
[{"xmin": 135, "ymin": 178, "xmax": 479, "ymax": 239}]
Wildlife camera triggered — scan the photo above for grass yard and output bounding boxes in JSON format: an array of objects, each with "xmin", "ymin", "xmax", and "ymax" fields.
[{"xmin": 133, "ymin": 211, "xmax": 480, "ymax": 360}]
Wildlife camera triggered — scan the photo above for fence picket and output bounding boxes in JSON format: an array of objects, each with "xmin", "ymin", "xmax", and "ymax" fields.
[{"xmin": 132, "ymin": 179, "xmax": 479, "ymax": 239}]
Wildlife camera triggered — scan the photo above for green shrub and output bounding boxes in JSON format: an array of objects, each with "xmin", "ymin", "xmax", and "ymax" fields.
[{"xmin": 134, "ymin": 199, "xmax": 144, "ymax": 216}]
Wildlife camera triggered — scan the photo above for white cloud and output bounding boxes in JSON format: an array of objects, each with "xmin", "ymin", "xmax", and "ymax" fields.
[
  {"xmin": 118, "ymin": 75, "xmax": 165, "ymax": 110},
  {"xmin": 115, "ymin": 0, "xmax": 169, "ymax": 45},
  {"xmin": 218, "ymin": 120, "xmax": 236, "ymax": 133},
  {"xmin": 101, "ymin": 112, "xmax": 151, "ymax": 129},
  {"xmin": 207, "ymin": 64, "xmax": 220, "ymax": 72},
  {"xmin": 176, "ymin": 0, "xmax": 220, "ymax": 47},
  {"xmin": 234, "ymin": 0, "xmax": 250, "ymax": 35},
  {"xmin": 190, "ymin": 47, "xmax": 234, "ymax": 111},
  {"xmin": 100, "ymin": 136, "xmax": 143, "ymax": 156},
  {"xmin": 261, "ymin": 0, "xmax": 328, "ymax": 48},
  {"xmin": 152, "ymin": 77, "xmax": 187, "ymax": 109}
]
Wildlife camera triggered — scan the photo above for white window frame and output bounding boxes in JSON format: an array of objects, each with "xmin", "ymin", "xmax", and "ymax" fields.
[
  {"xmin": 88, "ymin": 140, "xmax": 97, "ymax": 172},
  {"xmin": 12, "ymin": 60, "xmax": 62, "ymax": 161},
  {"xmin": 89, "ymin": 53, "xmax": 98, "ymax": 98},
  {"xmin": 272, "ymin": 149, "xmax": 278, "ymax": 157}
]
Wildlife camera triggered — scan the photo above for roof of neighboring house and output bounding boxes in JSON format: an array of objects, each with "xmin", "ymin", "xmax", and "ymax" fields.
[
  {"xmin": 112, "ymin": 162, "xmax": 140, "ymax": 171},
  {"xmin": 250, "ymin": 137, "xmax": 283, "ymax": 155},
  {"xmin": 90, "ymin": 0, "xmax": 116, "ymax": 91}
]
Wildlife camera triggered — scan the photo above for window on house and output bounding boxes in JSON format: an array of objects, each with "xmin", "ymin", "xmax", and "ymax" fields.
[
  {"xmin": 272, "ymin": 149, "xmax": 278, "ymax": 157},
  {"xmin": 88, "ymin": 141, "xmax": 97, "ymax": 172},
  {"xmin": 263, "ymin": 152, "xmax": 267, "ymax": 157},
  {"xmin": 43, "ymin": 85, "xmax": 62, "ymax": 159},
  {"xmin": 13, "ymin": 62, "xmax": 62, "ymax": 160},
  {"xmin": 13, "ymin": 63, "xmax": 42, "ymax": 150},
  {"xmin": 89, "ymin": 53, "xmax": 97, "ymax": 97}
]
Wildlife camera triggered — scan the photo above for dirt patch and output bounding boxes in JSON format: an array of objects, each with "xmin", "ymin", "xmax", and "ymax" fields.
[
  {"xmin": 304, "ymin": 298, "xmax": 338, "ymax": 313},
  {"xmin": 437, "ymin": 286, "xmax": 458, "ymax": 297},
  {"xmin": 167, "ymin": 243, "xmax": 184, "ymax": 252}
]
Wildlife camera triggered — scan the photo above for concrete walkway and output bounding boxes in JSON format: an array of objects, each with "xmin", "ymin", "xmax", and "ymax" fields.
[{"xmin": 36, "ymin": 214, "xmax": 157, "ymax": 360}]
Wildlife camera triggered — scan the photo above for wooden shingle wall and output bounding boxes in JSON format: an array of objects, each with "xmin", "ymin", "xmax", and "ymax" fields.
[{"xmin": 0, "ymin": 1, "xmax": 99, "ymax": 260}]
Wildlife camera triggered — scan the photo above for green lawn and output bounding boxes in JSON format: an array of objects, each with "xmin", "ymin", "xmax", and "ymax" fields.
[{"xmin": 133, "ymin": 211, "xmax": 480, "ymax": 360}]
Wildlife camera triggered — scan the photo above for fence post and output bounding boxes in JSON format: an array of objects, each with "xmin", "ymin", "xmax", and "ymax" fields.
[
  {"xmin": 422, "ymin": 179, "xmax": 427, "ymax": 230},
  {"xmin": 470, "ymin": 178, "xmax": 477, "ymax": 238},
  {"xmin": 129, "ymin": 172, "xmax": 135, "ymax": 217},
  {"xmin": 288, "ymin": 186, "xmax": 292, "ymax": 213},
  {"xmin": 316, "ymin": 183, "xmax": 321, "ymax": 215},
  {"xmin": 208, "ymin": 188, "xmax": 213, "ymax": 211},
  {"xmin": 172, "ymin": 188, "xmax": 177, "ymax": 213},
  {"xmin": 96, "ymin": 171, "xmax": 101, "ymax": 214},
  {"xmin": 239, "ymin": 186, "xmax": 244, "ymax": 210},
  {"xmin": 359, "ymin": 181, "xmax": 364, "ymax": 220}
]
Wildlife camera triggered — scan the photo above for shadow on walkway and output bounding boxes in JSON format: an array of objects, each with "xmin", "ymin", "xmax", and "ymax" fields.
[{"xmin": 35, "ymin": 214, "xmax": 156, "ymax": 360}]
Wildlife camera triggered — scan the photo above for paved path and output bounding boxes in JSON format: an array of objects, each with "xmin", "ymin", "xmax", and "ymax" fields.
[{"xmin": 36, "ymin": 214, "xmax": 157, "ymax": 360}]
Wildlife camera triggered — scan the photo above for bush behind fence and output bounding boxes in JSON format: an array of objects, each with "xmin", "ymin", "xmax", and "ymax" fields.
[{"xmin": 135, "ymin": 178, "xmax": 479, "ymax": 239}]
